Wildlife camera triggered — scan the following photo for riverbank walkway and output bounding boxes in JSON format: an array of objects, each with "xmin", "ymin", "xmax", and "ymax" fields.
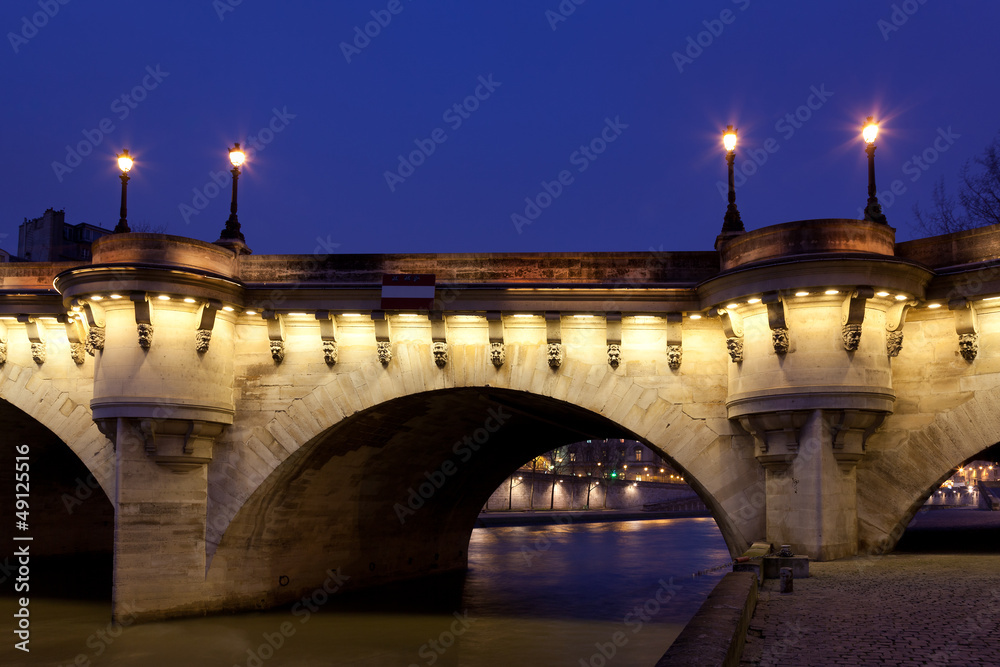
[{"xmin": 740, "ymin": 509, "xmax": 1000, "ymax": 666}]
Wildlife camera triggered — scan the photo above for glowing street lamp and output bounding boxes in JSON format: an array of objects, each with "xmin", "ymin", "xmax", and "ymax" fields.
[
  {"xmin": 218, "ymin": 142, "xmax": 248, "ymax": 245},
  {"xmin": 719, "ymin": 125, "xmax": 744, "ymax": 243},
  {"xmin": 862, "ymin": 116, "xmax": 888, "ymax": 224},
  {"xmin": 114, "ymin": 149, "xmax": 133, "ymax": 233}
]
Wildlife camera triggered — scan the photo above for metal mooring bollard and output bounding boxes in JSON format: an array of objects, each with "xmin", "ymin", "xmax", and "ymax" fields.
[{"xmin": 779, "ymin": 567, "xmax": 793, "ymax": 594}]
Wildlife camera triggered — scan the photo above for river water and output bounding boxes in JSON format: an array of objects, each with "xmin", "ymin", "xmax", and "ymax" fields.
[{"xmin": 4, "ymin": 517, "xmax": 729, "ymax": 667}]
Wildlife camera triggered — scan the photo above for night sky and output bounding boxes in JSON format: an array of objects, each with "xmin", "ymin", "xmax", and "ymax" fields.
[{"xmin": 3, "ymin": 1, "xmax": 998, "ymax": 256}]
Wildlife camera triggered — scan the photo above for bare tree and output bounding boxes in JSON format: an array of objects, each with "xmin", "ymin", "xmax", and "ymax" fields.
[
  {"xmin": 914, "ymin": 133, "xmax": 1000, "ymax": 235},
  {"xmin": 128, "ymin": 220, "xmax": 169, "ymax": 233},
  {"xmin": 547, "ymin": 445, "xmax": 572, "ymax": 510}
]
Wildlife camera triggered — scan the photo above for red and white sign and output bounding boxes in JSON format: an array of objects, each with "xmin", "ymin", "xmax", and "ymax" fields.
[{"xmin": 381, "ymin": 274, "xmax": 436, "ymax": 310}]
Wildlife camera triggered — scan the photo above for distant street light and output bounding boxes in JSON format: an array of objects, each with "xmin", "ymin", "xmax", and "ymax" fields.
[
  {"xmin": 862, "ymin": 116, "xmax": 888, "ymax": 224},
  {"xmin": 719, "ymin": 125, "xmax": 745, "ymax": 240},
  {"xmin": 218, "ymin": 142, "xmax": 247, "ymax": 243},
  {"xmin": 114, "ymin": 149, "xmax": 133, "ymax": 233}
]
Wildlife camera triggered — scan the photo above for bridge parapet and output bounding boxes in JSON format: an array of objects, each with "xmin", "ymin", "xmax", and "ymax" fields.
[
  {"xmin": 896, "ymin": 222, "xmax": 1000, "ymax": 269},
  {"xmin": 719, "ymin": 218, "xmax": 896, "ymax": 271},
  {"xmin": 238, "ymin": 250, "xmax": 721, "ymax": 285}
]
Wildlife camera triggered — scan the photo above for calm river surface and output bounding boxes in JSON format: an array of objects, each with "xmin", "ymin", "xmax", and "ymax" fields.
[{"xmin": 4, "ymin": 517, "xmax": 729, "ymax": 667}]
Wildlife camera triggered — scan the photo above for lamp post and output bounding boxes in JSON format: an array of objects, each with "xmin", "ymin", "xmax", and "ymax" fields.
[
  {"xmin": 718, "ymin": 125, "xmax": 744, "ymax": 247},
  {"xmin": 862, "ymin": 116, "xmax": 888, "ymax": 224},
  {"xmin": 114, "ymin": 149, "xmax": 133, "ymax": 233},
  {"xmin": 219, "ymin": 143, "xmax": 247, "ymax": 243}
]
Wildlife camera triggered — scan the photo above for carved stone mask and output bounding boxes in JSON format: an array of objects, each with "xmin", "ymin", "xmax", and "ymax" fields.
[
  {"xmin": 547, "ymin": 343, "xmax": 563, "ymax": 368},
  {"xmin": 137, "ymin": 323, "xmax": 154, "ymax": 350},
  {"xmin": 432, "ymin": 341, "xmax": 448, "ymax": 367},
  {"xmin": 323, "ymin": 340, "xmax": 338, "ymax": 365},
  {"xmin": 959, "ymin": 333, "xmax": 978, "ymax": 361},
  {"xmin": 772, "ymin": 328, "xmax": 789, "ymax": 354},
  {"xmin": 842, "ymin": 324, "xmax": 862, "ymax": 351},
  {"xmin": 667, "ymin": 344, "xmax": 682, "ymax": 369},
  {"xmin": 489, "ymin": 342, "xmax": 505, "ymax": 367},
  {"xmin": 726, "ymin": 337, "xmax": 743, "ymax": 363}
]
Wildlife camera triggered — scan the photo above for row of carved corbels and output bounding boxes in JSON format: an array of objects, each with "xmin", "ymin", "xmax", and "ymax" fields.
[
  {"xmin": 552, "ymin": 311, "xmax": 685, "ymax": 370},
  {"xmin": 872, "ymin": 294, "xmax": 980, "ymax": 360},
  {"xmin": 3, "ymin": 293, "xmax": 210, "ymax": 365},
  {"xmin": 0, "ymin": 316, "xmax": 87, "ymax": 366},
  {"xmin": 70, "ymin": 295, "xmax": 225, "ymax": 356},
  {"xmin": 263, "ymin": 310, "xmax": 451, "ymax": 368},
  {"xmin": 258, "ymin": 310, "xmax": 682, "ymax": 371},
  {"xmin": 844, "ymin": 289, "xmax": 981, "ymax": 360},
  {"xmin": 712, "ymin": 292, "xmax": 791, "ymax": 363},
  {"xmin": 711, "ymin": 287, "xmax": 978, "ymax": 362}
]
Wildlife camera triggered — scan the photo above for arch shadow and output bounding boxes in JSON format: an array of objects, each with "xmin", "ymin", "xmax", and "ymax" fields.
[
  {"xmin": 208, "ymin": 386, "xmax": 752, "ymax": 610},
  {"xmin": 0, "ymin": 400, "xmax": 114, "ymax": 599}
]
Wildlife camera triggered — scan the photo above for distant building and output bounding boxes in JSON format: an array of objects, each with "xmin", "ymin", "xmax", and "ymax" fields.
[
  {"xmin": 17, "ymin": 208, "xmax": 110, "ymax": 261},
  {"xmin": 945, "ymin": 460, "xmax": 996, "ymax": 487},
  {"xmin": 0, "ymin": 248, "xmax": 13, "ymax": 262},
  {"xmin": 521, "ymin": 439, "xmax": 683, "ymax": 484}
]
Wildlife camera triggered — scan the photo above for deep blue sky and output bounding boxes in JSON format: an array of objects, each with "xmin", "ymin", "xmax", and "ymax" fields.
[{"xmin": 3, "ymin": 1, "xmax": 998, "ymax": 256}]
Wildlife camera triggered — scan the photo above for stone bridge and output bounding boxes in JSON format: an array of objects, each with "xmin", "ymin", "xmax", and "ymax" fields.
[{"xmin": 2, "ymin": 219, "xmax": 1000, "ymax": 621}]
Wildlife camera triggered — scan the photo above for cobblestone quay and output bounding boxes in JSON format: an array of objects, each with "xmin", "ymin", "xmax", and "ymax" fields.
[{"xmin": 741, "ymin": 554, "xmax": 1000, "ymax": 666}]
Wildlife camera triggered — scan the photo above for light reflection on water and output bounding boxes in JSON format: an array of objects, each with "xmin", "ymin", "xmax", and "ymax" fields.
[{"xmin": 3, "ymin": 517, "xmax": 729, "ymax": 667}]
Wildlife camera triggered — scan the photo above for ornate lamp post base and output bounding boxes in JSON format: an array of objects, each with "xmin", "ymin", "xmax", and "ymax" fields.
[
  {"xmin": 214, "ymin": 235, "xmax": 253, "ymax": 255},
  {"xmin": 864, "ymin": 200, "xmax": 888, "ymax": 225}
]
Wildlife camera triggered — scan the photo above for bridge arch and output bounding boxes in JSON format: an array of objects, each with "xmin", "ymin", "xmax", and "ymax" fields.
[
  {"xmin": 0, "ymin": 360, "xmax": 114, "ymax": 499},
  {"xmin": 859, "ymin": 382, "xmax": 1000, "ymax": 553},
  {"xmin": 205, "ymin": 341, "xmax": 763, "ymax": 609},
  {"xmin": 0, "ymin": 385, "xmax": 114, "ymax": 595}
]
